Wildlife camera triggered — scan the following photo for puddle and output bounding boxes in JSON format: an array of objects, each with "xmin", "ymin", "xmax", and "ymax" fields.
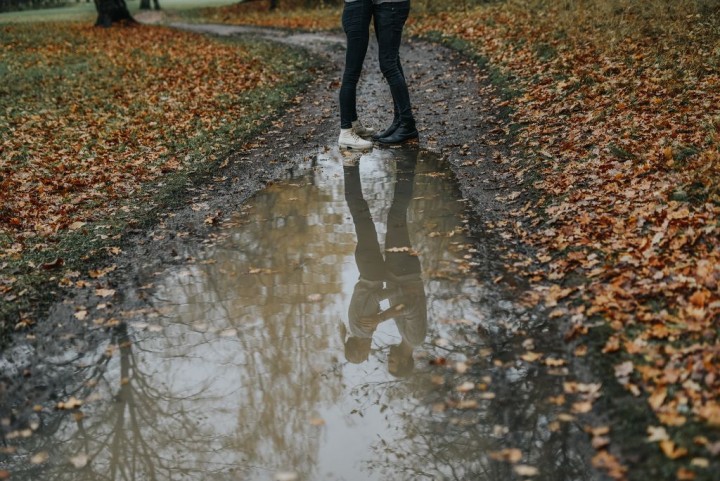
[{"xmin": 1, "ymin": 147, "xmax": 598, "ymax": 481}]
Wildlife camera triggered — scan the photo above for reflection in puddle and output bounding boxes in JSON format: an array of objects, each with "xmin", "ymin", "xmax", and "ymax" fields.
[{"xmin": 1, "ymin": 147, "xmax": 598, "ymax": 480}]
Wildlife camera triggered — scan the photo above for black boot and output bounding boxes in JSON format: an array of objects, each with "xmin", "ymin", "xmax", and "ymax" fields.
[
  {"xmin": 373, "ymin": 100, "xmax": 401, "ymax": 141},
  {"xmin": 372, "ymin": 117, "xmax": 401, "ymax": 141},
  {"xmin": 378, "ymin": 121, "xmax": 418, "ymax": 144}
]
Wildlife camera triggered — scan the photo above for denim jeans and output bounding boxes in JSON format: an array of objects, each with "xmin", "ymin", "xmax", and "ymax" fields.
[
  {"xmin": 339, "ymin": 0, "xmax": 373, "ymax": 129},
  {"xmin": 374, "ymin": 1, "xmax": 413, "ymax": 125}
]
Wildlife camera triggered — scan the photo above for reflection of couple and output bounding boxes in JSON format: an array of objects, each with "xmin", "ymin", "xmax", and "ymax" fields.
[{"xmin": 341, "ymin": 149, "xmax": 427, "ymax": 377}]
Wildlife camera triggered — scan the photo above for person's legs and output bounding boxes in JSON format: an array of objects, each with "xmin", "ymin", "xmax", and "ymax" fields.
[
  {"xmin": 339, "ymin": 0, "xmax": 372, "ymax": 129},
  {"xmin": 374, "ymin": 1, "xmax": 417, "ymax": 144}
]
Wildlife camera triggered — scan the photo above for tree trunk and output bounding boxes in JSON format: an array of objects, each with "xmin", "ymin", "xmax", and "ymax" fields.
[
  {"xmin": 139, "ymin": 0, "xmax": 159, "ymax": 10},
  {"xmin": 269, "ymin": 0, "xmax": 277, "ymax": 11},
  {"xmin": 94, "ymin": 0, "xmax": 134, "ymax": 27}
]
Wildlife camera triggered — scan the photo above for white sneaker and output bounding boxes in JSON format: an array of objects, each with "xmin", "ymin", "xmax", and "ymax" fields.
[
  {"xmin": 352, "ymin": 120, "xmax": 376, "ymax": 137},
  {"xmin": 338, "ymin": 128, "xmax": 373, "ymax": 150}
]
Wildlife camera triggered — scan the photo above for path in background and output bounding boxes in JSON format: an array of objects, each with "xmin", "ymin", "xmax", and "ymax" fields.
[{"xmin": 0, "ymin": 0, "xmax": 236, "ymax": 23}]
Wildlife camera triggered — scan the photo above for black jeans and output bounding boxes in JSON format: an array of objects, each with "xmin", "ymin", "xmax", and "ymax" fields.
[
  {"xmin": 339, "ymin": 0, "xmax": 373, "ymax": 129},
  {"xmin": 374, "ymin": 1, "xmax": 413, "ymax": 125}
]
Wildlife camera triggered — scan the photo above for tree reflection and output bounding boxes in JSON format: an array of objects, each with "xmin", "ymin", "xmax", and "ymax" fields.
[{"xmin": 0, "ymin": 147, "xmax": 598, "ymax": 481}]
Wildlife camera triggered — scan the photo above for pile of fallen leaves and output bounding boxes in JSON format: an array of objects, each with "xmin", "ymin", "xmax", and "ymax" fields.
[
  {"xmin": 0, "ymin": 23, "xmax": 280, "ymax": 244},
  {"xmin": 409, "ymin": 0, "xmax": 720, "ymax": 478},
  {"xmin": 196, "ymin": 0, "xmax": 340, "ymax": 31}
]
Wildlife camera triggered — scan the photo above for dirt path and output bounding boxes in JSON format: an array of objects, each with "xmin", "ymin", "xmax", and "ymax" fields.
[{"xmin": 172, "ymin": 22, "xmax": 516, "ymax": 225}]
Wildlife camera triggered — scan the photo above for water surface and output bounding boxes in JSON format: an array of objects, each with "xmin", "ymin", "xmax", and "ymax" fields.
[{"xmin": 1, "ymin": 146, "xmax": 597, "ymax": 481}]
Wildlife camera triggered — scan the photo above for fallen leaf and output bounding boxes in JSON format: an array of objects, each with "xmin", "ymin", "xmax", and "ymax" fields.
[
  {"xmin": 647, "ymin": 426, "xmax": 670, "ymax": 442},
  {"xmin": 489, "ymin": 448, "xmax": 522, "ymax": 463},
  {"xmin": 69, "ymin": 453, "xmax": 89, "ymax": 468},
  {"xmin": 514, "ymin": 465, "xmax": 539, "ymax": 476},
  {"xmin": 660, "ymin": 440, "xmax": 688, "ymax": 459},
  {"xmin": 30, "ymin": 452, "xmax": 49, "ymax": 465}
]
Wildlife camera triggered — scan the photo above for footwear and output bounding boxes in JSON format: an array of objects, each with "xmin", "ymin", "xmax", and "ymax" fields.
[
  {"xmin": 372, "ymin": 118, "xmax": 401, "ymax": 141},
  {"xmin": 339, "ymin": 128, "xmax": 373, "ymax": 150},
  {"xmin": 352, "ymin": 120, "xmax": 376, "ymax": 137},
  {"xmin": 377, "ymin": 122, "xmax": 418, "ymax": 144}
]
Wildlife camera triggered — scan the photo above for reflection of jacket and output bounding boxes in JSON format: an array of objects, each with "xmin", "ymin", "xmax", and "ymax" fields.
[
  {"xmin": 348, "ymin": 274, "xmax": 427, "ymax": 345},
  {"xmin": 386, "ymin": 274, "xmax": 427, "ymax": 346},
  {"xmin": 348, "ymin": 278, "xmax": 384, "ymax": 338}
]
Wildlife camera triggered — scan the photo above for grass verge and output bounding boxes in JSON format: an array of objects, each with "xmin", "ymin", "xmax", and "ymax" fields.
[{"xmin": 0, "ymin": 22, "xmax": 320, "ymax": 343}]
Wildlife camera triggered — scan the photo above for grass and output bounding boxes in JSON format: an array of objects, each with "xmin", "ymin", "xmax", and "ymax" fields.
[
  {"xmin": 0, "ymin": 0, "xmax": 240, "ymax": 23},
  {"xmin": 0, "ymin": 22, "xmax": 321, "ymax": 342}
]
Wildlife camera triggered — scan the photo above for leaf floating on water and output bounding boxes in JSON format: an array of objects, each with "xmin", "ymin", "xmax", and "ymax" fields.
[
  {"xmin": 514, "ymin": 465, "xmax": 539, "ymax": 477},
  {"xmin": 489, "ymin": 448, "xmax": 522, "ymax": 463},
  {"xmin": 306, "ymin": 293, "xmax": 322, "ymax": 302},
  {"xmin": 30, "ymin": 451, "xmax": 49, "ymax": 465},
  {"xmin": 456, "ymin": 399, "xmax": 478, "ymax": 409},
  {"xmin": 275, "ymin": 472, "xmax": 298, "ymax": 481},
  {"xmin": 309, "ymin": 417, "xmax": 325, "ymax": 426},
  {"xmin": 69, "ymin": 453, "xmax": 89, "ymax": 468},
  {"xmin": 220, "ymin": 328, "xmax": 238, "ymax": 337},
  {"xmin": 57, "ymin": 397, "xmax": 83, "ymax": 410},
  {"xmin": 454, "ymin": 361, "xmax": 468, "ymax": 374},
  {"xmin": 456, "ymin": 381, "xmax": 475, "ymax": 393}
]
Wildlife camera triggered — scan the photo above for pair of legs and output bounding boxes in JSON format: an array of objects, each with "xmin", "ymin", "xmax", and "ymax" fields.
[{"xmin": 339, "ymin": 0, "xmax": 416, "ymax": 147}]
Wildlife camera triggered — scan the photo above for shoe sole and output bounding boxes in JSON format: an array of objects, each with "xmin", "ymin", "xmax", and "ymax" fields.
[
  {"xmin": 339, "ymin": 143, "xmax": 372, "ymax": 151},
  {"xmin": 377, "ymin": 134, "xmax": 419, "ymax": 145}
]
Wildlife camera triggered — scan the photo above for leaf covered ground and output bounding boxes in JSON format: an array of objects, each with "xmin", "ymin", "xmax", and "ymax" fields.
[
  {"xmin": 0, "ymin": 22, "xmax": 314, "ymax": 330},
  {"xmin": 196, "ymin": 0, "xmax": 720, "ymax": 478}
]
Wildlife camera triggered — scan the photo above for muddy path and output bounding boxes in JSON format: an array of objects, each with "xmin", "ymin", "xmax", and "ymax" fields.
[{"xmin": 0, "ymin": 25, "xmax": 604, "ymax": 481}]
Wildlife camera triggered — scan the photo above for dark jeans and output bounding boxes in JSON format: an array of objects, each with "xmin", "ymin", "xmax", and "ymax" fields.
[
  {"xmin": 374, "ymin": 1, "xmax": 414, "ymax": 125},
  {"xmin": 339, "ymin": 0, "xmax": 414, "ymax": 129},
  {"xmin": 339, "ymin": 0, "xmax": 374, "ymax": 129}
]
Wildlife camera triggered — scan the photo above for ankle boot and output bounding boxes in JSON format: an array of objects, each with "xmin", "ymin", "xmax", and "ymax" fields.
[
  {"xmin": 373, "ymin": 117, "xmax": 401, "ymax": 141},
  {"xmin": 378, "ymin": 121, "xmax": 418, "ymax": 145},
  {"xmin": 339, "ymin": 128, "xmax": 373, "ymax": 150},
  {"xmin": 373, "ymin": 101, "xmax": 401, "ymax": 140}
]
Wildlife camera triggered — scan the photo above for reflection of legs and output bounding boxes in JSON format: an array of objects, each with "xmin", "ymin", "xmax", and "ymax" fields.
[
  {"xmin": 385, "ymin": 150, "xmax": 420, "ymax": 278},
  {"xmin": 344, "ymin": 165, "xmax": 385, "ymax": 281}
]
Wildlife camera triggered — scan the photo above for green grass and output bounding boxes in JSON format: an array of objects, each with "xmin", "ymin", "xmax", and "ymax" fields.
[
  {"xmin": 0, "ymin": 30, "xmax": 323, "ymax": 344},
  {"xmin": 0, "ymin": 0, "xmax": 239, "ymax": 23}
]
